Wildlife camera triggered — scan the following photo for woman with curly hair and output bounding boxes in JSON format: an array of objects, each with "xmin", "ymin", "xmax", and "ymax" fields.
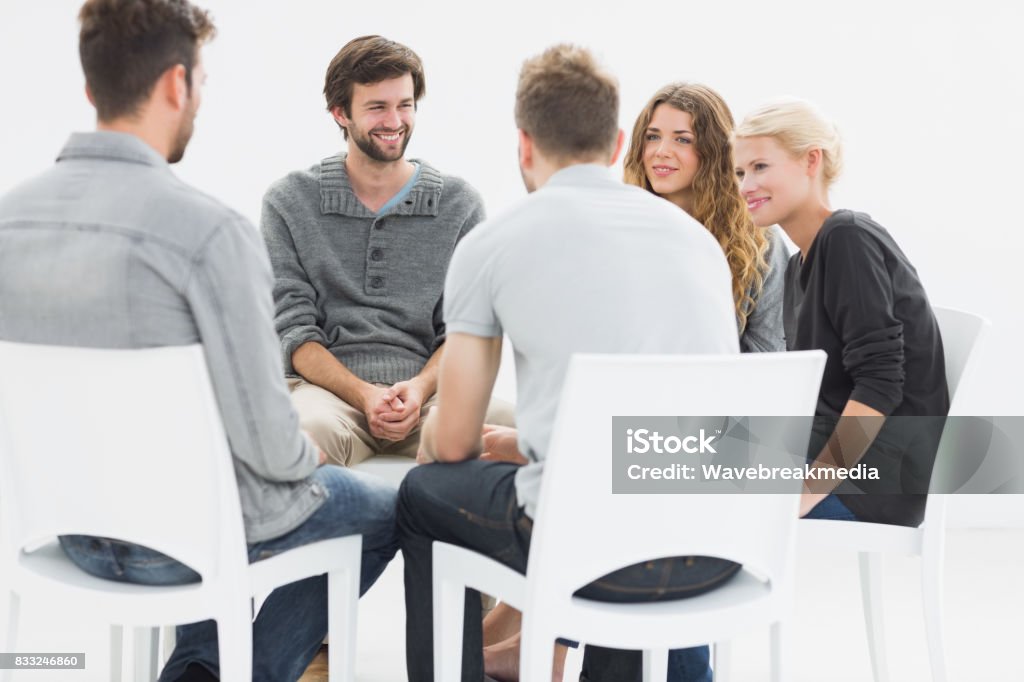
[{"xmin": 623, "ymin": 82, "xmax": 787, "ymax": 353}]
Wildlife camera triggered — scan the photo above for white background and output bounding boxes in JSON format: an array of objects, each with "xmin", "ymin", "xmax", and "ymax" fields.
[{"xmin": 1, "ymin": 0, "xmax": 1022, "ymax": 527}]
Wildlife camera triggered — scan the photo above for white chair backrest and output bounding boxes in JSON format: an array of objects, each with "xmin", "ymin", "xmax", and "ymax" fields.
[
  {"xmin": 932, "ymin": 307, "xmax": 990, "ymax": 416},
  {"xmin": 527, "ymin": 351, "xmax": 825, "ymax": 600},
  {"xmin": 0, "ymin": 342, "xmax": 246, "ymax": 581}
]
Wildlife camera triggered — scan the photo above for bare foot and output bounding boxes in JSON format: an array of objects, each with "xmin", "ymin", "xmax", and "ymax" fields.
[
  {"xmin": 483, "ymin": 602, "xmax": 522, "ymax": 647},
  {"xmin": 483, "ymin": 633, "xmax": 568, "ymax": 682},
  {"xmin": 483, "ymin": 632, "xmax": 520, "ymax": 682}
]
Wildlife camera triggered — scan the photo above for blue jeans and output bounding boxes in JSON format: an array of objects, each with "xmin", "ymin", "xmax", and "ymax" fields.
[
  {"xmin": 396, "ymin": 459, "xmax": 740, "ymax": 682},
  {"xmin": 59, "ymin": 465, "xmax": 399, "ymax": 682},
  {"xmin": 803, "ymin": 494, "xmax": 859, "ymax": 521}
]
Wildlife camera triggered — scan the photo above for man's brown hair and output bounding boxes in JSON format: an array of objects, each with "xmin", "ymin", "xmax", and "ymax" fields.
[
  {"xmin": 515, "ymin": 44, "xmax": 619, "ymax": 161},
  {"xmin": 78, "ymin": 0, "xmax": 215, "ymax": 121},
  {"xmin": 323, "ymin": 36, "xmax": 425, "ymax": 139}
]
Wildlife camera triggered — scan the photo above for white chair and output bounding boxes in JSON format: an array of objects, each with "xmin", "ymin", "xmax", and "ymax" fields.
[
  {"xmin": 798, "ymin": 306, "xmax": 990, "ymax": 682},
  {"xmin": 0, "ymin": 343, "xmax": 362, "ymax": 682},
  {"xmin": 432, "ymin": 351, "xmax": 826, "ymax": 682}
]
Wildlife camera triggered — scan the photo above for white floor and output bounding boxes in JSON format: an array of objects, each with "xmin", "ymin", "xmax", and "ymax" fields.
[{"xmin": 7, "ymin": 528, "xmax": 1023, "ymax": 681}]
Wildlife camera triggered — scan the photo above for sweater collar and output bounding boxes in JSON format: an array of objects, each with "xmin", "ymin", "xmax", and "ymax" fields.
[{"xmin": 319, "ymin": 152, "xmax": 443, "ymax": 218}]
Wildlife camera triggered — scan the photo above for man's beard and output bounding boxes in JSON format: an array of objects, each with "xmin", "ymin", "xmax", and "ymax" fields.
[
  {"xmin": 518, "ymin": 151, "xmax": 536, "ymax": 193},
  {"xmin": 350, "ymin": 124, "xmax": 412, "ymax": 163},
  {"xmin": 168, "ymin": 102, "xmax": 197, "ymax": 164}
]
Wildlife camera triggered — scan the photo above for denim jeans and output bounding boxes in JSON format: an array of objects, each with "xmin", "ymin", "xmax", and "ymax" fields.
[
  {"xmin": 396, "ymin": 459, "xmax": 740, "ymax": 682},
  {"xmin": 59, "ymin": 465, "xmax": 399, "ymax": 682},
  {"xmin": 803, "ymin": 494, "xmax": 859, "ymax": 521}
]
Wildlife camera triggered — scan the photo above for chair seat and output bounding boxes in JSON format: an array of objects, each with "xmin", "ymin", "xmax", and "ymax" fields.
[
  {"xmin": 14, "ymin": 542, "xmax": 209, "ymax": 626},
  {"xmin": 800, "ymin": 519, "xmax": 923, "ymax": 556},
  {"xmin": 352, "ymin": 455, "xmax": 417, "ymax": 488},
  {"xmin": 249, "ymin": 535, "xmax": 362, "ymax": 595},
  {"xmin": 555, "ymin": 570, "xmax": 776, "ymax": 650}
]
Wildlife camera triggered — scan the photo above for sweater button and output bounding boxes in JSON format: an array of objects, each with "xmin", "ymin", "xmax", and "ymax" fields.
[
  {"xmin": 370, "ymin": 276, "xmax": 384, "ymax": 288},
  {"xmin": 370, "ymin": 249, "xmax": 383, "ymax": 261},
  {"xmin": 375, "ymin": 220, "xmax": 385, "ymax": 230}
]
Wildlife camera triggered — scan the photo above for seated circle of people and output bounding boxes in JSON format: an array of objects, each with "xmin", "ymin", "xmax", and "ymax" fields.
[{"xmin": 0, "ymin": 2, "xmax": 954, "ymax": 682}]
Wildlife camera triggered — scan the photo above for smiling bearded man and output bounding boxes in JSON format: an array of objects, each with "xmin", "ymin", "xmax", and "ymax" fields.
[{"xmin": 260, "ymin": 35, "xmax": 514, "ymax": 473}]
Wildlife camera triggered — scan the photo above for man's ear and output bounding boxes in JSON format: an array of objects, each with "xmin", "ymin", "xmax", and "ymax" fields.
[
  {"xmin": 608, "ymin": 129, "xmax": 625, "ymax": 166},
  {"xmin": 518, "ymin": 129, "xmax": 533, "ymax": 170},
  {"xmin": 156, "ymin": 63, "xmax": 189, "ymax": 111},
  {"xmin": 85, "ymin": 84, "xmax": 95, "ymax": 108},
  {"xmin": 330, "ymin": 105, "xmax": 351, "ymax": 131}
]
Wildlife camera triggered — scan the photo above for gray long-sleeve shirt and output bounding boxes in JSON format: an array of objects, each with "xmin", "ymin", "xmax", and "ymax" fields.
[
  {"xmin": 0, "ymin": 132, "xmax": 322, "ymax": 543},
  {"xmin": 260, "ymin": 153, "xmax": 485, "ymax": 383},
  {"xmin": 739, "ymin": 226, "xmax": 788, "ymax": 353}
]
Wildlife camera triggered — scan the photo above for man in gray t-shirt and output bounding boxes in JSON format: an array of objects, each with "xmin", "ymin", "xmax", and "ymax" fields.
[{"xmin": 396, "ymin": 46, "xmax": 740, "ymax": 682}]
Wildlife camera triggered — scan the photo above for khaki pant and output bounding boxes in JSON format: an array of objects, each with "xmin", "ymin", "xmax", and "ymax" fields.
[{"xmin": 288, "ymin": 377, "xmax": 515, "ymax": 467}]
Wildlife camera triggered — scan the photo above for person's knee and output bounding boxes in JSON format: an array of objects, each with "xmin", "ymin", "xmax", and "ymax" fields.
[
  {"xmin": 396, "ymin": 464, "xmax": 444, "ymax": 535},
  {"xmin": 300, "ymin": 413, "xmax": 357, "ymax": 466}
]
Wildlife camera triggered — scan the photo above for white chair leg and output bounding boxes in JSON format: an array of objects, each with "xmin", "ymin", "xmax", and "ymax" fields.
[
  {"xmin": 216, "ymin": 604, "xmax": 253, "ymax": 682},
  {"xmin": 159, "ymin": 625, "xmax": 177, "ymax": 671},
  {"xmin": 712, "ymin": 641, "xmax": 732, "ymax": 682},
  {"xmin": 132, "ymin": 626, "xmax": 159, "ymax": 681},
  {"xmin": 328, "ymin": 563, "xmax": 359, "ymax": 682},
  {"xmin": 642, "ymin": 648, "xmax": 669, "ymax": 682},
  {"xmin": 859, "ymin": 552, "xmax": 890, "ymax": 682},
  {"xmin": 769, "ymin": 620, "xmax": 788, "ymax": 682},
  {"xmin": 0, "ymin": 591, "xmax": 20, "ymax": 682},
  {"xmin": 520, "ymin": 621, "xmax": 558, "ymax": 682},
  {"xmin": 109, "ymin": 624, "xmax": 124, "ymax": 682},
  {"xmin": 433, "ymin": 576, "xmax": 466, "ymax": 682},
  {"xmin": 921, "ymin": 547, "xmax": 948, "ymax": 682}
]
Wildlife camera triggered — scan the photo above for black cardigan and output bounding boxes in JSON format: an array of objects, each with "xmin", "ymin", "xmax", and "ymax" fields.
[{"xmin": 784, "ymin": 210, "xmax": 949, "ymax": 526}]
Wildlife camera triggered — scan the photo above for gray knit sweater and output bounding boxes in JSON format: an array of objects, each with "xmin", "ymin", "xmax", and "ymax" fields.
[{"xmin": 261, "ymin": 153, "xmax": 485, "ymax": 384}]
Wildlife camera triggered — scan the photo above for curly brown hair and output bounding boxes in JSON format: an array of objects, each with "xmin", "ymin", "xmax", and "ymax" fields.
[{"xmin": 623, "ymin": 83, "xmax": 769, "ymax": 332}]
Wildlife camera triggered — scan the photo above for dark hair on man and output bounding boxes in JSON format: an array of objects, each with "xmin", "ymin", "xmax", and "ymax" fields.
[
  {"xmin": 323, "ymin": 35, "xmax": 425, "ymax": 139},
  {"xmin": 515, "ymin": 44, "xmax": 619, "ymax": 162},
  {"xmin": 78, "ymin": 0, "xmax": 216, "ymax": 121}
]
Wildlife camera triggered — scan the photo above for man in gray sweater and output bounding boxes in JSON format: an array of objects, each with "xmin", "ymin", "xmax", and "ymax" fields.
[{"xmin": 261, "ymin": 36, "xmax": 512, "ymax": 468}]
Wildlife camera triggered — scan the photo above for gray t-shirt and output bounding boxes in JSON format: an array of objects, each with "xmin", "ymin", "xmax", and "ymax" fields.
[{"xmin": 444, "ymin": 164, "xmax": 740, "ymax": 517}]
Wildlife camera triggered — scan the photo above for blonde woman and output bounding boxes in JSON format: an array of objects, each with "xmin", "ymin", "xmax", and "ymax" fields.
[
  {"xmin": 734, "ymin": 99, "xmax": 948, "ymax": 526},
  {"xmin": 624, "ymin": 82, "xmax": 787, "ymax": 352}
]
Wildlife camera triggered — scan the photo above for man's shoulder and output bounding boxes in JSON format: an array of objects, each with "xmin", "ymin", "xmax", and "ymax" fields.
[
  {"xmin": 1, "ymin": 161, "xmax": 246, "ymax": 245},
  {"xmin": 263, "ymin": 161, "xmax": 322, "ymax": 208},
  {"xmin": 413, "ymin": 160, "xmax": 483, "ymax": 211}
]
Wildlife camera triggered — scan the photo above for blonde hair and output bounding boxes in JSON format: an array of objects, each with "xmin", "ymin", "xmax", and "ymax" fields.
[
  {"xmin": 735, "ymin": 98, "xmax": 843, "ymax": 188},
  {"xmin": 623, "ymin": 83, "xmax": 768, "ymax": 331}
]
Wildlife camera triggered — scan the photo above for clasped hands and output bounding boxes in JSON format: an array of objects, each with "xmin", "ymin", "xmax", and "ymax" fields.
[{"xmin": 363, "ymin": 380, "xmax": 426, "ymax": 443}]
